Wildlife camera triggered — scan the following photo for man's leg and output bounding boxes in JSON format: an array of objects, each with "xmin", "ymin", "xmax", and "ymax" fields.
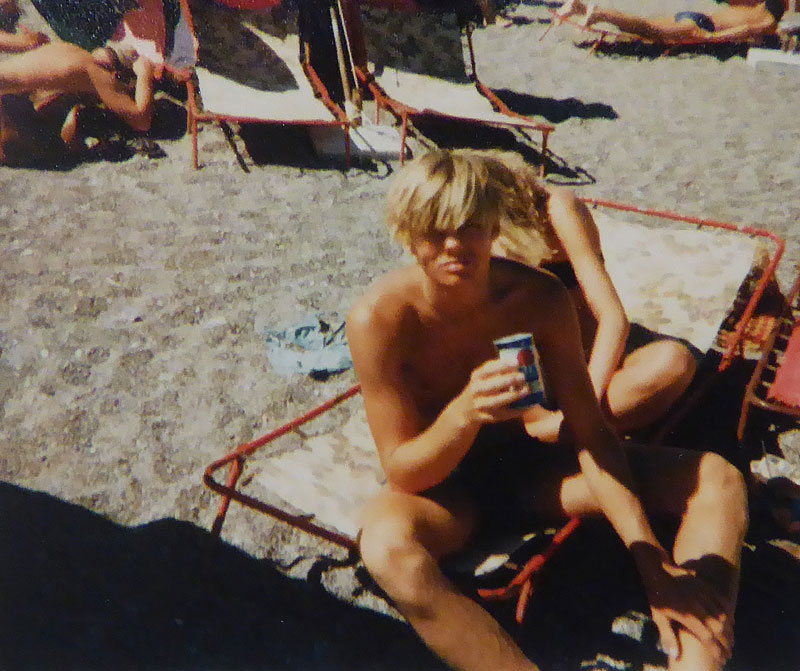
[
  {"xmin": 603, "ymin": 340, "xmax": 696, "ymax": 432},
  {"xmin": 548, "ymin": 444, "xmax": 747, "ymax": 671},
  {"xmin": 359, "ymin": 488, "xmax": 541, "ymax": 671}
]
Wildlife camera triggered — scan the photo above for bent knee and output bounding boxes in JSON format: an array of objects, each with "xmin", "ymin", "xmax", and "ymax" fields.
[
  {"xmin": 632, "ymin": 340, "xmax": 696, "ymax": 392},
  {"xmin": 359, "ymin": 516, "xmax": 438, "ymax": 604},
  {"xmin": 695, "ymin": 453, "xmax": 749, "ymax": 527}
]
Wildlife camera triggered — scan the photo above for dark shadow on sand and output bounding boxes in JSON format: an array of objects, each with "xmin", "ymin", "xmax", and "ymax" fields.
[
  {"xmin": 410, "ymin": 117, "xmax": 596, "ymax": 184},
  {"xmin": 576, "ymin": 39, "xmax": 753, "ymax": 62},
  {"xmin": 0, "ymin": 482, "xmax": 446, "ymax": 671},
  {"xmin": 237, "ymin": 124, "xmax": 385, "ymax": 173},
  {"xmin": 3, "ymin": 434, "xmax": 799, "ymax": 671},
  {"xmin": 491, "ymin": 89, "xmax": 618, "ymax": 124}
]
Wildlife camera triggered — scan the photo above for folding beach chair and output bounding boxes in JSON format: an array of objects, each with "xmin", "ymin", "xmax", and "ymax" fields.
[
  {"xmin": 738, "ymin": 266, "xmax": 800, "ymax": 442},
  {"xmin": 180, "ymin": 0, "xmax": 352, "ymax": 169},
  {"xmin": 346, "ymin": 2, "xmax": 554, "ymax": 174},
  {"xmin": 103, "ymin": 0, "xmax": 197, "ymax": 82},
  {"xmin": 203, "ymin": 201, "xmax": 783, "ymax": 624}
]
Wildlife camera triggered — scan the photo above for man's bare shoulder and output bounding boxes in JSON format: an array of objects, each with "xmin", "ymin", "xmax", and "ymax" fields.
[
  {"xmin": 490, "ymin": 256, "xmax": 566, "ymax": 305},
  {"xmin": 347, "ymin": 266, "xmax": 422, "ymax": 340}
]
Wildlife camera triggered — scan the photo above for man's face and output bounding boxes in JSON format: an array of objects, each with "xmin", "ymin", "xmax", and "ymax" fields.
[{"xmin": 409, "ymin": 220, "xmax": 495, "ymax": 286}]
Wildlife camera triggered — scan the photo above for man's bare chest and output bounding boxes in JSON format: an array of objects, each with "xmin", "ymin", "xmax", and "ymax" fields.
[{"xmin": 401, "ymin": 319, "xmax": 504, "ymax": 412}]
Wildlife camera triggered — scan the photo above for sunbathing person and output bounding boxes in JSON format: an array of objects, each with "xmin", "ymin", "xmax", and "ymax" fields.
[
  {"xmin": 488, "ymin": 151, "xmax": 696, "ymax": 442},
  {"xmin": 0, "ymin": 40, "xmax": 154, "ymax": 133},
  {"xmin": 0, "ymin": 0, "xmax": 49, "ymax": 52},
  {"xmin": 348, "ymin": 148, "xmax": 747, "ymax": 671},
  {"xmin": 557, "ymin": 0, "xmax": 786, "ymax": 42}
]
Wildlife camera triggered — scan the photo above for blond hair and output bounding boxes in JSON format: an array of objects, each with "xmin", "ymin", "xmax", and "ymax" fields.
[{"xmin": 385, "ymin": 148, "xmax": 551, "ymax": 247}]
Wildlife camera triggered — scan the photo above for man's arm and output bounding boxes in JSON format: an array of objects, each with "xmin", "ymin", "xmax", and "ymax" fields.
[
  {"xmin": 0, "ymin": 26, "xmax": 49, "ymax": 53},
  {"xmin": 347, "ymin": 292, "xmax": 529, "ymax": 493},
  {"xmin": 527, "ymin": 278, "xmax": 659, "ymax": 550},
  {"xmin": 91, "ymin": 56, "xmax": 154, "ymax": 131},
  {"xmin": 526, "ymin": 279, "xmax": 730, "ymax": 660}
]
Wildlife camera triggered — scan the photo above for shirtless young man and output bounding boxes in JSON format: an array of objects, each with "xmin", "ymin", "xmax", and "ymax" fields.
[
  {"xmin": 0, "ymin": 40, "xmax": 154, "ymax": 132},
  {"xmin": 347, "ymin": 149, "xmax": 748, "ymax": 671}
]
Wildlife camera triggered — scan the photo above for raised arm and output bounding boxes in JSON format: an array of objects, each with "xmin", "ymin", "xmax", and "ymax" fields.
[
  {"xmin": 546, "ymin": 187, "xmax": 629, "ymax": 399},
  {"xmin": 91, "ymin": 55, "xmax": 154, "ymax": 131},
  {"xmin": 347, "ymin": 289, "xmax": 529, "ymax": 493}
]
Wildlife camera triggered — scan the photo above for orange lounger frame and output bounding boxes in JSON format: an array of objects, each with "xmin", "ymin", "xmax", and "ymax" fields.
[
  {"xmin": 204, "ymin": 200, "xmax": 784, "ymax": 623},
  {"xmin": 738, "ymin": 267, "xmax": 800, "ymax": 441}
]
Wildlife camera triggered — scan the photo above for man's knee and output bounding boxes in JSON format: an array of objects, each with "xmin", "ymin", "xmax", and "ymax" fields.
[
  {"xmin": 359, "ymin": 512, "xmax": 437, "ymax": 606},
  {"xmin": 628, "ymin": 340, "xmax": 696, "ymax": 395},
  {"xmin": 694, "ymin": 452, "xmax": 749, "ymax": 530}
]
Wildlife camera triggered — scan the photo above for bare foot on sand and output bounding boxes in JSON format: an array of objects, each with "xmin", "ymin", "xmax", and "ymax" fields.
[
  {"xmin": 555, "ymin": 0, "xmax": 597, "ymax": 27},
  {"xmin": 556, "ymin": 0, "xmax": 585, "ymax": 22}
]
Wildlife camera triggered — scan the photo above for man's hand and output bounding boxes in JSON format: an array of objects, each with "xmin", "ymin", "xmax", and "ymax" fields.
[
  {"xmin": 132, "ymin": 55, "xmax": 153, "ymax": 78},
  {"xmin": 639, "ymin": 551, "xmax": 733, "ymax": 664},
  {"xmin": 523, "ymin": 406, "xmax": 564, "ymax": 443},
  {"xmin": 460, "ymin": 359, "xmax": 531, "ymax": 424}
]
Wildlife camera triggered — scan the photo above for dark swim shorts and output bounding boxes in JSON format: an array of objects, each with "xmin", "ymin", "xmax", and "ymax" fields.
[
  {"xmin": 423, "ymin": 423, "xmax": 557, "ymax": 533},
  {"xmin": 674, "ymin": 10, "xmax": 716, "ymax": 33}
]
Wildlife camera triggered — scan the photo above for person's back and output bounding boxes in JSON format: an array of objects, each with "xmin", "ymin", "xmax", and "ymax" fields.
[{"xmin": 0, "ymin": 41, "xmax": 98, "ymax": 94}]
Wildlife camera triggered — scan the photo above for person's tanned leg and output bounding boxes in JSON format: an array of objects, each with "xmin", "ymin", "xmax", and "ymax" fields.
[
  {"xmin": 553, "ymin": 444, "xmax": 746, "ymax": 671},
  {"xmin": 603, "ymin": 340, "xmax": 696, "ymax": 432},
  {"xmin": 664, "ymin": 451, "xmax": 747, "ymax": 671},
  {"xmin": 359, "ymin": 490, "xmax": 540, "ymax": 671}
]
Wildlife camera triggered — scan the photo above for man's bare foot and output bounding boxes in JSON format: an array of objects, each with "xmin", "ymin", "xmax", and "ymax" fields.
[{"xmin": 556, "ymin": 0, "xmax": 586, "ymax": 21}]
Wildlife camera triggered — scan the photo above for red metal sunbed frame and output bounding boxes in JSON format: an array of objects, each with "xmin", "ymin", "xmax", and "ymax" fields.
[
  {"xmin": 738, "ymin": 266, "xmax": 800, "ymax": 441},
  {"xmin": 179, "ymin": 0, "xmax": 351, "ymax": 169},
  {"xmin": 203, "ymin": 200, "xmax": 784, "ymax": 623}
]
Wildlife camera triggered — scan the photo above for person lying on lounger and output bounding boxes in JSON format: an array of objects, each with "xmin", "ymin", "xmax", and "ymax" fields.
[
  {"xmin": 348, "ymin": 148, "xmax": 747, "ymax": 671},
  {"xmin": 556, "ymin": 0, "xmax": 786, "ymax": 43},
  {"xmin": 0, "ymin": 0, "xmax": 49, "ymax": 52},
  {"xmin": 488, "ymin": 150, "xmax": 696, "ymax": 442},
  {"xmin": 0, "ymin": 40, "xmax": 154, "ymax": 133}
]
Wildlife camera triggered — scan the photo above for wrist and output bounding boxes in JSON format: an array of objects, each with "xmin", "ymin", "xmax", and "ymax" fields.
[{"xmin": 628, "ymin": 541, "xmax": 670, "ymax": 580}]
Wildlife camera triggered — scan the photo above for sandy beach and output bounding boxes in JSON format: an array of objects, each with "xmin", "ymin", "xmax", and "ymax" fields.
[{"xmin": 2, "ymin": 0, "xmax": 800, "ymax": 668}]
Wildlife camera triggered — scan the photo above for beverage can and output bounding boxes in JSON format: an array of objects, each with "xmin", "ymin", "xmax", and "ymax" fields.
[{"xmin": 493, "ymin": 333, "xmax": 546, "ymax": 409}]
